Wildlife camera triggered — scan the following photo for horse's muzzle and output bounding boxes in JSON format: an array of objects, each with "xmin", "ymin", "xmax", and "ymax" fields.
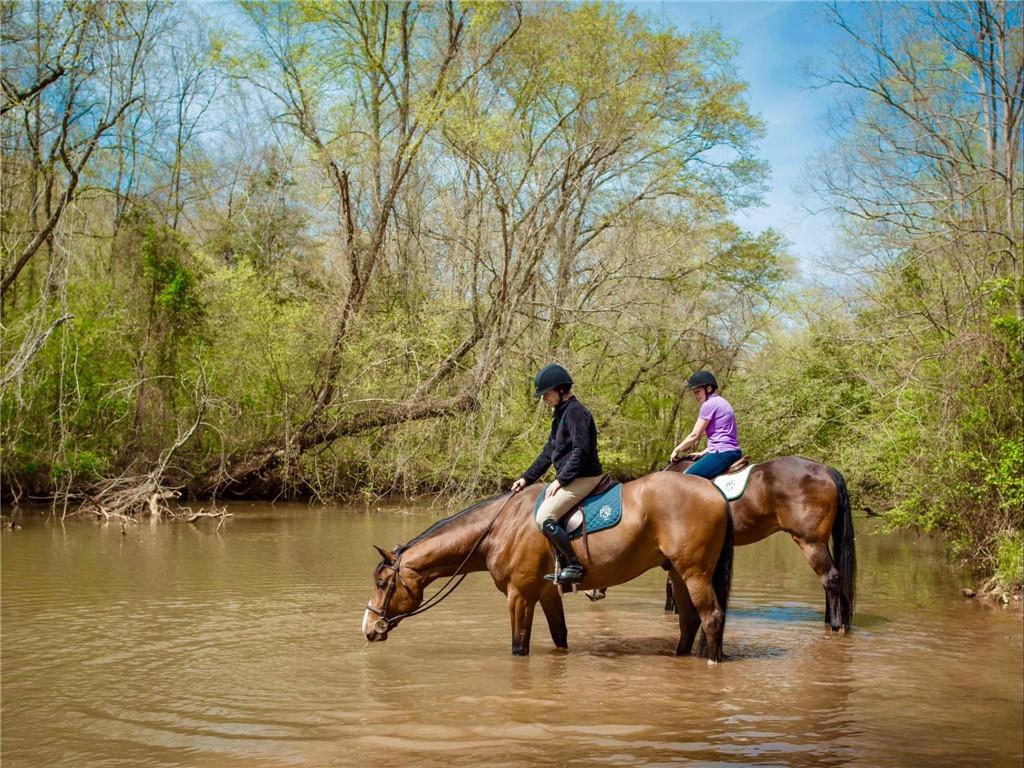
[{"xmin": 362, "ymin": 608, "xmax": 390, "ymax": 641}]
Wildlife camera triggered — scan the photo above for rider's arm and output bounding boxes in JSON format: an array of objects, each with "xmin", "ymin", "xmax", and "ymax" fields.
[{"xmin": 671, "ymin": 417, "xmax": 709, "ymax": 460}]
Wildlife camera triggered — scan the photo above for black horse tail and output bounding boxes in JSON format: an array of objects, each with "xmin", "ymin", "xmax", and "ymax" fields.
[
  {"xmin": 830, "ymin": 468, "xmax": 856, "ymax": 631},
  {"xmin": 713, "ymin": 504, "xmax": 735, "ymax": 618},
  {"xmin": 697, "ymin": 504, "xmax": 734, "ymax": 660}
]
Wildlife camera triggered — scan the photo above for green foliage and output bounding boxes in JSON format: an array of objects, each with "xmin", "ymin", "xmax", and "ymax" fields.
[
  {"xmin": 986, "ymin": 437, "xmax": 1024, "ymax": 516},
  {"xmin": 995, "ymin": 531, "xmax": 1024, "ymax": 590},
  {"xmin": 731, "ymin": 255, "xmax": 1022, "ymax": 586},
  {"xmin": 53, "ymin": 450, "xmax": 106, "ymax": 482},
  {"xmin": 141, "ymin": 220, "xmax": 204, "ymax": 325}
]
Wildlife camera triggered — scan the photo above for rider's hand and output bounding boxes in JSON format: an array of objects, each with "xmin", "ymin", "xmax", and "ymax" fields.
[
  {"xmin": 544, "ymin": 480, "xmax": 560, "ymax": 499},
  {"xmin": 510, "ymin": 478, "xmax": 527, "ymax": 494},
  {"xmin": 670, "ymin": 443, "xmax": 688, "ymax": 462}
]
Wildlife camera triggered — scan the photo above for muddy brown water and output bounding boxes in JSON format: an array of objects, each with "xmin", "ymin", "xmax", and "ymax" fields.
[{"xmin": 2, "ymin": 502, "xmax": 1021, "ymax": 767}]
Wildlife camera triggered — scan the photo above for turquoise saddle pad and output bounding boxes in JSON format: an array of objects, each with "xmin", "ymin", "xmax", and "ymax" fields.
[{"xmin": 534, "ymin": 482, "xmax": 623, "ymax": 540}]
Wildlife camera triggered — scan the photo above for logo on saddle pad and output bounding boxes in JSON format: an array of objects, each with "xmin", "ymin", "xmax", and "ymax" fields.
[{"xmin": 712, "ymin": 464, "xmax": 755, "ymax": 500}]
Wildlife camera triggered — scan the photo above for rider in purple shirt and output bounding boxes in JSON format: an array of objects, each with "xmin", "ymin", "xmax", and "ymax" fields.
[{"xmin": 670, "ymin": 370, "xmax": 742, "ymax": 479}]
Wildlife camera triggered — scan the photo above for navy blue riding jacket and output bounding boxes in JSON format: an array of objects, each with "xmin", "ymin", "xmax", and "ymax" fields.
[{"xmin": 521, "ymin": 396, "xmax": 603, "ymax": 486}]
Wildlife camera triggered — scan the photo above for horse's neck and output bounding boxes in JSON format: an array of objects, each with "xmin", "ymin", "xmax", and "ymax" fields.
[{"xmin": 402, "ymin": 503, "xmax": 499, "ymax": 583}]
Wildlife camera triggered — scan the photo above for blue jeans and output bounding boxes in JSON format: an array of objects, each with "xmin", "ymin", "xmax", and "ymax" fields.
[{"xmin": 684, "ymin": 449, "xmax": 742, "ymax": 479}]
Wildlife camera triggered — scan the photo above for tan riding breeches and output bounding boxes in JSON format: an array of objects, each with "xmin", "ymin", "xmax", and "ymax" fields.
[{"xmin": 534, "ymin": 474, "xmax": 604, "ymax": 527}]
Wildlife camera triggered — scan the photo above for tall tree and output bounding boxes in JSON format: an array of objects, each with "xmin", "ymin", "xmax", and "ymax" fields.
[
  {"xmin": 189, "ymin": 0, "xmax": 523, "ymax": 494},
  {"xmin": 0, "ymin": 0, "xmax": 163, "ymax": 298}
]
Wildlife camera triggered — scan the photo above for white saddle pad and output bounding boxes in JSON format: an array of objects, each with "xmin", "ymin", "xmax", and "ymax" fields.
[{"xmin": 712, "ymin": 464, "xmax": 755, "ymax": 500}]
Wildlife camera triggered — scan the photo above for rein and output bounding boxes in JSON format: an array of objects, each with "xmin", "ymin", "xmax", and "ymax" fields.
[{"xmin": 366, "ymin": 491, "xmax": 519, "ymax": 633}]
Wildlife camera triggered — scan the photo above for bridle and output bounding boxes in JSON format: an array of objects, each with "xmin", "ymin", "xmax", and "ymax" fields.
[
  {"xmin": 365, "ymin": 548, "xmax": 444, "ymax": 634},
  {"xmin": 365, "ymin": 491, "xmax": 518, "ymax": 635}
]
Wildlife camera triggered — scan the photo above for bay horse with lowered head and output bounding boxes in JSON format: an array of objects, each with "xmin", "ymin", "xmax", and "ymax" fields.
[
  {"xmin": 664, "ymin": 455, "xmax": 855, "ymax": 631},
  {"xmin": 363, "ymin": 471, "xmax": 734, "ymax": 661}
]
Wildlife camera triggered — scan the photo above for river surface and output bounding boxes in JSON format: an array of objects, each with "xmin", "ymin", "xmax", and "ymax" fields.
[{"xmin": 2, "ymin": 501, "xmax": 1021, "ymax": 767}]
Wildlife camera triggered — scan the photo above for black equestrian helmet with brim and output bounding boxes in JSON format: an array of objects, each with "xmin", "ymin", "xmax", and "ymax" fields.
[
  {"xmin": 687, "ymin": 370, "xmax": 718, "ymax": 392},
  {"xmin": 534, "ymin": 364, "xmax": 573, "ymax": 398}
]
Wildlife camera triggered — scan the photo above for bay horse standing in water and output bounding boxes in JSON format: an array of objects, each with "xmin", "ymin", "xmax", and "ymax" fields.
[
  {"xmin": 363, "ymin": 471, "xmax": 734, "ymax": 661},
  {"xmin": 664, "ymin": 456, "xmax": 855, "ymax": 632}
]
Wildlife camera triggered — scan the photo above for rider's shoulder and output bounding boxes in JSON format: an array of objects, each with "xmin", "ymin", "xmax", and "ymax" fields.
[
  {"xmin": 564, "ymin": 396, "xmax": 593, "ymax": 418},
  {"xmin": 705, "ymin": 393, "xmax": 735, "ymax": 411}
]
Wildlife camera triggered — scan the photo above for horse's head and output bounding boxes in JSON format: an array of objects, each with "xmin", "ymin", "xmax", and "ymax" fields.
[{"xmin": 362, "ymin": 545, "xmax": 425, "ymax": 642}]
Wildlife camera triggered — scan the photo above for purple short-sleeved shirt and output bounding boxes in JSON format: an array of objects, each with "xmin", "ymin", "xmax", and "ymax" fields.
[{"xmin": 699, "ymin": 393, "xmax": 740, "ymax": 452}]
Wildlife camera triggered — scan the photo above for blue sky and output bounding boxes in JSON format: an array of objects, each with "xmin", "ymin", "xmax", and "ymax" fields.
[{"xmin": 629, "ymin": 1, "xmax": 846, "ymax": 279}]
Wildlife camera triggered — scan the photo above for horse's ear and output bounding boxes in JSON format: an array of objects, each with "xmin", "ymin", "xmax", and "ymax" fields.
[{"xmin": 372, "ymin": 544, "xmax": 394, "ymax": 563}]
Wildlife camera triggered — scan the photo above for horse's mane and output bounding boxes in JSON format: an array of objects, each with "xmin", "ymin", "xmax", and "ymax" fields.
[{"xmin": 395, "ymin": 492, "xmax": 507, "ymax": 554}]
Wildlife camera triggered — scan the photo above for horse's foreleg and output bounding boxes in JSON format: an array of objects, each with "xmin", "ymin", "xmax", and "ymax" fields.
[
  {"xmin": 794, "ymin": 537, "xmax": 842, "ymax": 632},
  {"xmin": 539, "ymin": 586, "xmax": 568, "ymax": 650},
  {"xmin": 684, "ymin": 575, "xmax": 725, "ymax": 664},
  {"xmin": 507, "ymin": 587, "xmax": 536, "ymax": 656},
  {"xmin": 669, "ymin": 569, "xmax": 700, "ymax": 656}
]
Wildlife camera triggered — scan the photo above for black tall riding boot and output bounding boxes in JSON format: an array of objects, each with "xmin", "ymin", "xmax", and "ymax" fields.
[{"xmin": 541, "ymin": 519, "xmax": 584, "ymax": 584}]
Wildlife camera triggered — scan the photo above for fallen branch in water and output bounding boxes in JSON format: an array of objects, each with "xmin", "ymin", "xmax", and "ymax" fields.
[
  {"xmin": 177, "ymin": 505, "xmax": 232, "ymax": 531},
  {"xmin": 72, "ymin": 475, "xmax": 178, "ymax": 521}
]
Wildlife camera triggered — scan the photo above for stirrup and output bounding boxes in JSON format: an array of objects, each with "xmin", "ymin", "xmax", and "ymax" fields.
[{"xmin": 544, "ymin": 563, "xmax": 584, "ymax": 584}]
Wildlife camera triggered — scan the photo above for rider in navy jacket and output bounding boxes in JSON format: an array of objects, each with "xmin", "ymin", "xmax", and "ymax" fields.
[
  {"xmin": 511, "ymin": 364, "xmax": 604, "ymax": 584},
  {"xmin": 521, "ymin": 396, "xmax": 603, "ymax": 486}
]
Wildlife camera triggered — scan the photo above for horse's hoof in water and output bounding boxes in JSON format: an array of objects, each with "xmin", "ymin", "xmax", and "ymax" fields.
[{"xmin": 707, "ymin": 658, "xmax": 719, "ymax": 667}]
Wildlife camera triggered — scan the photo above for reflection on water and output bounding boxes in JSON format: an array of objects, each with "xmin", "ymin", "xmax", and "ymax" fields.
[{"xmin": 2, "ymin": 502, "xmax": 1021, "ymax": 767}]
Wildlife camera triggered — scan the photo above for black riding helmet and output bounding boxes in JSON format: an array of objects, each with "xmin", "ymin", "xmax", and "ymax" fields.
[
  {"xmin": 534, "ymin": 363, "xmax": 573, "ymax": 398},
  {"xmin": 686, "ymin": 370, "xmax": 718, "ymax": 392}
]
